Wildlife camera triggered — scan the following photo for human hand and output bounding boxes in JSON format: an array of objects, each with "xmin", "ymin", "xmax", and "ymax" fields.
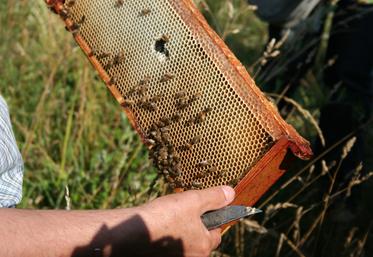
[{"xmin": 139, "ymin": 186, "xmax": 235, "ymax": 257}]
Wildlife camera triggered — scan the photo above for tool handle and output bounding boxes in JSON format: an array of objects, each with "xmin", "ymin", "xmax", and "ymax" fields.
[{"xmin": 201, "ymin": 206, "xmax": 250, "ymax": 230}]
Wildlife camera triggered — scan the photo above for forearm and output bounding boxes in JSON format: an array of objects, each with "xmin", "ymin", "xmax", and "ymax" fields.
[
  {"xmin": 0, "ymin": 208, "xmax": 145, "ymax": 257},
  {"xmin": 0, "ymin": 187, "xmax": 234, "ymax": 257}
]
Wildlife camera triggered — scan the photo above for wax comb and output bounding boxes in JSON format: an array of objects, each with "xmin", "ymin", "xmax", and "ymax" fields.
[{"xmin": 46, "ymin": 0, "xmax": 312, "ymax": 209}]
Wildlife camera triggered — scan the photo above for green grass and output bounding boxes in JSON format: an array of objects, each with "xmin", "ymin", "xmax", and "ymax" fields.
[{"xmin": 1, "ymin": 0, "xmax": 372, "ymax": 256}]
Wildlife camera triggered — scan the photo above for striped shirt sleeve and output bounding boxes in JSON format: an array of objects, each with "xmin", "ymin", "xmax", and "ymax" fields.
[{"xmin": 0, "ymin": 95, "xmax": 24, "ymax": 208}]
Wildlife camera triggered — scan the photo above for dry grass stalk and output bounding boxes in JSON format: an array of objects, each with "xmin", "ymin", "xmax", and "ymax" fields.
[
  {"xmin": 341, "ymin": 137, "xmax": 357, "ymax": 160},
  {"xmin": 65, "ymin": 185, "xmax": 71, "ymax": 211},
  {"xmin": 349, "ymin": 223, "xmax": 372, "ymax": 257},
  {"xmin": 305, "ymin": 164, "xmax": 316, "ymax": 182},
  {"xmin": 267, "ymin": 93, "xmax": 326, "ymax": 147},
  {"xmin": 344, "ymin": 227, "xmax": 359, "ymax": 249},
  {"xmin": 234, "ymin": 223, "xmax": 245, "ymax": 257},
  {"xmin": 292, "ymin": 206, "xmax": 304, "ymax": 244},
  {"xmin": 251, "ymin": 31, "xmax": 289, "ymax": 77},
  {"xmin": 275, "ymin": 233, "xmax": 285, "ymax": 257},
  {"xmin": 242, "ymin": 219, "xmax": 268, "ymax": 234},
  {"xmin": 264, "ymin": 202, "xmax": 298, "ymax": 222},
  {"xmin": 321, "ymin": 160, "xmax": 329, "ymax": 176},
  {"xmin": 347, "ymin": 162, "xmax": 373, "ymax": 197},
  {"xmin": 277, "ymin": 233, "xmax": 306, "ymax": 257}
]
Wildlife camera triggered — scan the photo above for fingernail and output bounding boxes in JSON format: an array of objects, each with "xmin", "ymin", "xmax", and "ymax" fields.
[{"xmin": 222, "ymin": 186, "xmax": 235, "ymax": 203}]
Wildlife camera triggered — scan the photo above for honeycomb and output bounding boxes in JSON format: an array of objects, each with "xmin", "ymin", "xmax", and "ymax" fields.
[{"xmin": 55, "ymin": 0, "xmax": 310, "ymax": 190}]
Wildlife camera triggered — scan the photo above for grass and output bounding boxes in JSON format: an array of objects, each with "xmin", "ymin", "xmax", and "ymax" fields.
[{"xmin": 1, "ymin": 0, "xmax": 372, "ymax": 256}]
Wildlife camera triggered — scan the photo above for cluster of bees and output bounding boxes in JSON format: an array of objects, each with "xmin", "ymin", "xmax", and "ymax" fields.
[
  {"xmin": 145, "ymin": 98, "xmax": 212, "ymax": 190},
  {"xmin": 58, "ymin": 0, "xmax": 238, "ymax": 189}
]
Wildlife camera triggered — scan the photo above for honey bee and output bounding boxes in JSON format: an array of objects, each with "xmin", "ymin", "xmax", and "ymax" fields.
[
  {"xmin": 171, "ymin": 163, "xmax": 181, "ymax": 173},
  {"xmin": 185, "ymin": 117, "xmax": 194, "ymax": 127},
  {"xmin": 145, "ymin": 138, "xmax": 156, "ymax": 148},
  {"xmin": 106, "ymin": 58, "xmax": 115, "ymax": 69},
  {"xmin": 166, "ymin": 175, "xmax": 175, "ymax": 184},
  {"xmin": 149, "ymin": 130, "xmax": 157, "ymax": 137},
  {"xmin": 160, "ymin": 160, "xmax": 169, "ymax": 166},
  {"xmin": 161, "ymin": 132, "xmax": 171, "ymax": 143},
  {"xmin": 151, "ymin": 94, "xmax": 164, "ymax": 103},
  {"xmin": 150, "ymin": 131, "xmax": 162, "ymax": 143},
  {"xmin": 88, "ymin": 47, "xmax": 97, "ymax": 57},
  {"xmin": 140, "ymin": 8, "xmax": 151, "ymax": 16},
  {"xmin": 162, "ymin": 119, "xmax": 172, "ymax": 128},
  {"xmin": 160, "ymin": 127, "xmax": 170, "ymax": 133},
  {"xmin": 175, "ymin": 90, "xmax": 186, "ymax": 99},
  {"xmin": 158, "ymin": 148, "xmax": 168, "ymax": 161},
  {"xmin": 150, "ymin": 102, "xmax": 158, "ymax": 111},
  {"xmin": 149, "ymin": 124, "xmax": 158, "ymax": 132},
  {"xmin": 139, "ymin": 76, "xmax": 151, "ymax": 86},
  {"xmin": 215, "ymin": 169, "xmax": 228, "ymax": 178},
  {"xmin": 171, "ymin": 112, "xmax": 181, "ymax": 122},
  {"xmin": 172, "ymin": 155, "xmax": 180, "ymax": 163},
  {"xmin": 197, "ymin": 160, "xmax": 210, "ymax": 168},
  {"xmin": 59, "ymin": 7, "xmax": 70, "ymax": 20},
  {"xmin": 97, "ymin": 51, "xmax": 111, "ymax": 59},
  {"xmin": 178, "ymin": 183, "xmax": 185, "ymax": 188},
  {"xmin": 189, "ymin": 91, "xmax": 202, "ymax": 103},
  {"xmin": 139, "ymin": 100, "xmax": 158, "ymax": 111},
  {"xmin": 194, "ymin": 172, "xmax": 206, "ymax": 179},
  {"xmin": 176, "ymin": 98, "xmax": 189, "ymax": 110},
  {"xmin": 70, "ymin": 22, "xmax": 81, "ymax": 36},
  {"xmin": 137, "ymin": 95, "xmax": 149, "ymax": 106},
  {"xmin": 161, "ymin": 34, "xmax": 171, "ymax": 43},
  {"xmin": 174, "ymin": 180, "xmax": 184, "ymax": 188},
  {"xmin": 121, "ymin": 99, "xmax": 135, "ymax": 108},
  {"xmin": 192, "ymin": 181, "xmax": 203, "ymax": 189},
  {"xmin": 78, "ymin": 15, "xmax": 86, "ymax": 25},
  {"xmin": 229, "ymin": 178, "xmax": 239, "ymax": 187},
  {"xmin": 179, "ymin": 142, "xmax": 192, "ymax": 151},
  {"xmin": 170, "ymin": 169, "xmax": 181, "ymax": 178},
  {"xmin": 136, "ymin": 84, "xmax": 148, "ymax": 96},
  {"xmin": 190, "ymin": 135, "xmax": 201, "ymax": 145},
  {"xmin": 167, "ymin": 144, "xmax": 175, "ymax": 153},
  {"xmin": 208, "ymin": 166, "xmax": 217, "ymax": 174},
  {"xmin": 115, "ymin": 0, "xmax": 124, "ymax": 7},
  {"xmin": 204, "ymin": 107, "xmax": 213, "ymax": 113},
  {"xmin": 156, "ymin": 120, "xmax": 166, "ymax": 128},
  {"xmin": 161, "ymin": 73, "xmax": 175, "ymax": 83},
  {"xmin": 113, "ymin": 51, "xmax": 125, "ymax": 65},
  {"xmin": 66, "ymin": 0, "xmax": 76, "ymax": 8},
  {"xmin": 109, "ymin": 75, "xmax": 118, "ymax": 85},
  {"xmin": 195, "ymin": 111, "xmax": 206, "ymax": 124}
]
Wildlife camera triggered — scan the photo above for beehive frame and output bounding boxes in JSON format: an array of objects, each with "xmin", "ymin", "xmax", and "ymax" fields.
[{"xmin": 46, "ymin": 0, "xmax": 312, "ymax": 209}]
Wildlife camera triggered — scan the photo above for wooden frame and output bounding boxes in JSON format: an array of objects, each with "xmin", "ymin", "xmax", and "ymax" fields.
[{"xmin": 46, "ymin": 0, "xmax": 312, "ymax": 227}]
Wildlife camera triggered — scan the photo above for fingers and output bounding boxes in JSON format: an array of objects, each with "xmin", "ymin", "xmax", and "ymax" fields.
[
  {"xmin": 197, "ymin": 186, "xmax": 235, "ymax": 213},
  {"xmin": 209, "ymin": 228, "xmax": 222, "ymax": 250}
]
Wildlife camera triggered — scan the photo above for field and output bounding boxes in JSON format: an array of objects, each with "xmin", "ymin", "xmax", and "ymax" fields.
[{"xmin": 1, "ymin": 0, "xmax": 372, "ymax": 256}]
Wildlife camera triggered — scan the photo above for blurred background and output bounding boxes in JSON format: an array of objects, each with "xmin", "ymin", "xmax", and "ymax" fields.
[{"xmin": 0, "ymin": 0, "xmax": 372, "ymax": 256}]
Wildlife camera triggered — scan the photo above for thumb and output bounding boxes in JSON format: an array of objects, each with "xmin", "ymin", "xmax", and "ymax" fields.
[{"xmin": 196, "ymin": 186, "xmax": 235, "ymax": 213}]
